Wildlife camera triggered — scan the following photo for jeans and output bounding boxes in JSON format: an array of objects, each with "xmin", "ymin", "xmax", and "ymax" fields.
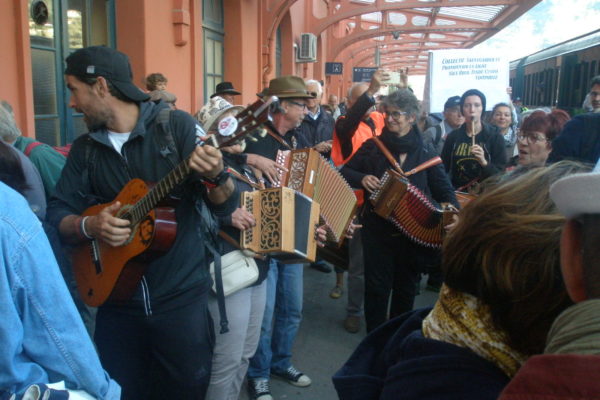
[{"xmin": 247, "ymin": 260, "xmax": 303, "ymax": 379}]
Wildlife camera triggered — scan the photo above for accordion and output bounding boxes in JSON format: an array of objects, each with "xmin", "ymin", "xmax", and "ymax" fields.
[
  {"xmin": 241, "ymin": 187, "xmax": 320, "ymax": 263},
  {"xmin": 369, "ymin": 169, "xmax": 454, "ymax": 248},
  {"xmin": 275, "ymin": 149, "xmax": 357, "ymax": 245}
]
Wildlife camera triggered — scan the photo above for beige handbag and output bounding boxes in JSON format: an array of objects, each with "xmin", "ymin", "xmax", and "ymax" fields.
[{"xmin": 210, "ymin": 250, "xmax": 259, "ymax": 297}]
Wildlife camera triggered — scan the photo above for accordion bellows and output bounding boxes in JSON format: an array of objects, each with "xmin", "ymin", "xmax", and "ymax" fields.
[
  {"xmin": 241, "ymin": 187, "xmax": 320, "ymax": 263},
  {"xmin": 276, "ymin": 149, "xmax": 357, "ymax": 245},
  {"xmin": 370, "ymin": 169, "xmax": 452, "ymax": 248}
]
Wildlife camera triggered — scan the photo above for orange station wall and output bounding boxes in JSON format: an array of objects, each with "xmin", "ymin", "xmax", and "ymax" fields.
[
  {"xmin": 0, "ymin": 0, "xmax": 35, "ymax": 138},
  {"xmin": 116, "ymin": 0, "xmax": 204, "ymax": 115},
  {"xmin": 2, "ymin": 0, "xmax": 337, "ymax": 143}
]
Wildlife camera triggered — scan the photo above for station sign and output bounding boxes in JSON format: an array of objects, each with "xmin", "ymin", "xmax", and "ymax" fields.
[
  {"xmin": 325, "ymin": 62, "xmax": 343, "ymax": 75},
  {"xmin": 352, "ymin": 67, "xmax": 377, "ymax": 82}
]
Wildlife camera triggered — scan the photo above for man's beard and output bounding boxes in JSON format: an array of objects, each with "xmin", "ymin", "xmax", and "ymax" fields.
[{"xmin": 83, "ymin": 111, "xmax": 109, "ymax": 131}]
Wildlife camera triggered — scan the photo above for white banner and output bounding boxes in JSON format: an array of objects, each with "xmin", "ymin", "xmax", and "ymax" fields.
[{"xmin": 427, "ymin": 49, "xmax": 510, "ymax": 113}]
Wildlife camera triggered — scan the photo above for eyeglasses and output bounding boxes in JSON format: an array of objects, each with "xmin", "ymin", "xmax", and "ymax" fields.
[
  {"xmin": 287, "ymin": 100, "xmax": 307, "ymax": 110},
  {"xmin": 385, "ymin": 110, "xmax": 409, "ymax": 120},
  {"xmin": 517, "ymin": 132, "xmax": 547, "ymax": 144}
]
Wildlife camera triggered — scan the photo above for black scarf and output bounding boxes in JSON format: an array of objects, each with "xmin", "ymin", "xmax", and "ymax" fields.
[{"xmin": 379, "ymin": 126, "xmax": 419, "ymax": 155}]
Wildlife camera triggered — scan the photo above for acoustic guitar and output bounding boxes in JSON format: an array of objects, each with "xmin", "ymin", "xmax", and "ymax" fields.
[{"xmin": 72, "ymin": 96, "xmax": 276, "ymax": 307}]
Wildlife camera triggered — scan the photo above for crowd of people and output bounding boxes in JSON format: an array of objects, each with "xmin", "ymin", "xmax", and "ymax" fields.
[{"xmin": 1, "ymin": 44, "xmax": 600, "ymax": 400}]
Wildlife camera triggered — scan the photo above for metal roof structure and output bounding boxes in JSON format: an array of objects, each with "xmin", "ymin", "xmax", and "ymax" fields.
[{"xmin": 317, "ymin": 0, "xmax": 542, "ymax": 74}]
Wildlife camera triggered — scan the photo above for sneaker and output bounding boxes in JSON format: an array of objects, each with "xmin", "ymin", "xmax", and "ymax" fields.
[
  {"xmin": 344, "ymin": 315, "xmax": 361, "ymax": 333},
  {"xmin": 271, "ymin": 366, "xmax": 312, "ymax": 387},
  {"xmin": 247, "ymin": 378, "xmax": 273, "ymax": 400},
  {"xmin": 329, "ymin": 285, "xmax": 343, "ymax": 299}
]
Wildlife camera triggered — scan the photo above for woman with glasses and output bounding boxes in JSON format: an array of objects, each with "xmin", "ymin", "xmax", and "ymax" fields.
[
  {"xmin": 340, "ymin": 89, "xmax": 458, "ymax": 333},
  {"xmin": 517, "ymin": 109, "xmax": 570, "ymax": 166},
  {"xmin": 440, "ymin": 89, "xmax": 507, "ymax": 190}
]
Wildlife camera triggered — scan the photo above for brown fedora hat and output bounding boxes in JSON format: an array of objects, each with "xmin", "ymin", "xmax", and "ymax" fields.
[
  {"xmin": 211, "ymin": 81, "xmax": 241, "ymax": 98},
  {"xmin": 265, "ymin": 76, "xmax": 316, "ymax": 99}
]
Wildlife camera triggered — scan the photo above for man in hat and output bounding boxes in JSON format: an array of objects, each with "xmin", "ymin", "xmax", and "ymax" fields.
[
  {"xmin": 47, "ymin": 46, "xmax": 238, "ymax": 400},
  {"xmin": 498, "ymin": 160, "xmax": 600, "ymax": 398},
  {"xmin": 245, "ymin": 75, "xmax": 314, "ymax": 400},
  {"xmin": 211, "ymin": 81, "xmax": 241, "ymax": 104},
  {"xmin": 422, "ymin": 95, "xmax": 464, "ymax": 155}
]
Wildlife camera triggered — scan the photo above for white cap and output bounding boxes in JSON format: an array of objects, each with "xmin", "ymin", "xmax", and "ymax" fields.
[{"xmin": 550, "ymin": 158, "xmax": 600, "ymax": 218}]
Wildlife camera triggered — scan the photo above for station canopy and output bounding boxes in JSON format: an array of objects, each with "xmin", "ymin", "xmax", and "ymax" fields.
[{"xmin": 329, "ymin": 0, "xmax": 541, "ymax": 74}]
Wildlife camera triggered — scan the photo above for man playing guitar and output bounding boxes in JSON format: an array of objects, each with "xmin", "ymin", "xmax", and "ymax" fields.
[{"xmin": 47, "ymin": 46, "xmax": 238, "ymax": 400}]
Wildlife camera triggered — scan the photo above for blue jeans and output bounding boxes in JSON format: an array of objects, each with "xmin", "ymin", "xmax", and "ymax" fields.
[{"xmin": 247, "ymin": 260, "xmax": 303, "ymax": 379}]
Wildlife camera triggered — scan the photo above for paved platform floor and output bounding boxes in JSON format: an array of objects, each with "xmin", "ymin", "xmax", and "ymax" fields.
[{"xmin": 239, "ymin": 266, "xmax": 438, "ymax": 400}]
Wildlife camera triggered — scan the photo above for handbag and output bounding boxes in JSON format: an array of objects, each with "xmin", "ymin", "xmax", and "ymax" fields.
[{"xmin": 210, "ymin": 250, "xmax": 259, "ymax": 297}]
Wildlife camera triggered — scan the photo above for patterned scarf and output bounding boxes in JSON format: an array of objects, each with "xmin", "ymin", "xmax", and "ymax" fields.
[{"xmin": 422, "ymin": 284, "xmax": 527, "ymax": 377}]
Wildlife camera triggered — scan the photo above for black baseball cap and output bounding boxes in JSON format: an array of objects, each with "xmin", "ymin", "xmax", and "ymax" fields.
[
  {"xmin": 444, "ymin": 96, "xmax": 461, "ymax": 110},
  {"xmin": 65, "ymin": 46, "xmax": 150, "ymax": 102}
]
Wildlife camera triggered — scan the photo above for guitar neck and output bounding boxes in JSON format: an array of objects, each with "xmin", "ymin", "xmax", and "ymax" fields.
[
  {"xmin": 121, "ymin": 95, "xmax": 277, "ymax": 226},
  {"xmin": 123, "ymin": 157, "xmax": 192, "ymax": 225}
]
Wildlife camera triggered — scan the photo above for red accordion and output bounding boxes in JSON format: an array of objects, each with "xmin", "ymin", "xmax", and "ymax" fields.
[{"xmin": 369, "ymin": 169, "xmax": 454, "ymax": 248}]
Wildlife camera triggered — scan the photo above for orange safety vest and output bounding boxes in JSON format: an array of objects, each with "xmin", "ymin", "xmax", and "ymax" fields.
[{"xmin": 331, "ymin": 111, "xmax": 385, "ymax": 207}]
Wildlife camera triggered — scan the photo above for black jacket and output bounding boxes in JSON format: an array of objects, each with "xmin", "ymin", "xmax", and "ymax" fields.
[
  {"xmin": 440, "ymin": 122, "xmax": 506, "ymax": 189},
  {"xmin": 243, "ymin": 129, "xmax": 296, "ymax": 161},
  {"xmin": 48, "ymin": 101, "xmax": 238, "ymax": 314},
  {"xmin": 340, "ymin": 127, "xmax": 458, "ymax": 235},
  {"xmin": 333, "ymin": 309, "xmax": 509, "ymax": 400},
  {"xmin": 335, "ymin": 92, "xmax": 377, "ymax": 160},
  {"xmin": 296, "ymin": 107, "xmax": 335, "ymax": 156},
  {"xmin": 547, "ymin": 112, "xmax": 600, "ymax": 164}
]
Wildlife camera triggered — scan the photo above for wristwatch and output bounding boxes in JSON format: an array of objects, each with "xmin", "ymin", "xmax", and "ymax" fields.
[{"xmin": 204, "ymin": 169, "xmax": 230, "ymax": 187}]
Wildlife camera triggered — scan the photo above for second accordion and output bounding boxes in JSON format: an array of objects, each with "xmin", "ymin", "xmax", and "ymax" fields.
[
  {"xmin": 275, "ymin": 148, "xmax": 357, "ymax": 245},
  {"xmin": 369, "ymin": 169, "xmax": 454, "ymax": 248}
]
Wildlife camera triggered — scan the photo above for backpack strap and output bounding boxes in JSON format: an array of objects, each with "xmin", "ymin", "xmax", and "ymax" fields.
[
  {"xmin": 79, "ymin": 136, "xmax": 98, "ymax": 203},
  {"xmin": 24, "ymin": 141, "xmax": 43, "ymax": 157},
  {"xmin": 154, "ymin": 108, "xmax": 181, "ymax": 168},
  {"xmin": 434, "ymin": 124, "xmax": 442, "ymax": 146}
]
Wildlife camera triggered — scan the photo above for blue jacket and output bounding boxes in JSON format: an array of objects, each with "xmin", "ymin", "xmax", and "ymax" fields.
[
  {"xmin": 333, "ymin": 308, "xmax": 509, "ymax": 400},
  {"xmin": 0, "ymin": 182, "xmax": 120, "ymax": 399},
  {"xmin": 547, "ymin": 112, "xmax": 600, "ymax": 165}
]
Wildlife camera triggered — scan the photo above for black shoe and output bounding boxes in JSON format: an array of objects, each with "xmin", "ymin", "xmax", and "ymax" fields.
[
  {"xmin": 271, "ymin": 365, "xmax": 312, "ymax": 387},
  {"xmin": 310, "ymin": 261, "xmax": 332, "ymax": 273},
  {"xmin": 247, "ymin": 378, "xmax": 273, "ymax": 400}
]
